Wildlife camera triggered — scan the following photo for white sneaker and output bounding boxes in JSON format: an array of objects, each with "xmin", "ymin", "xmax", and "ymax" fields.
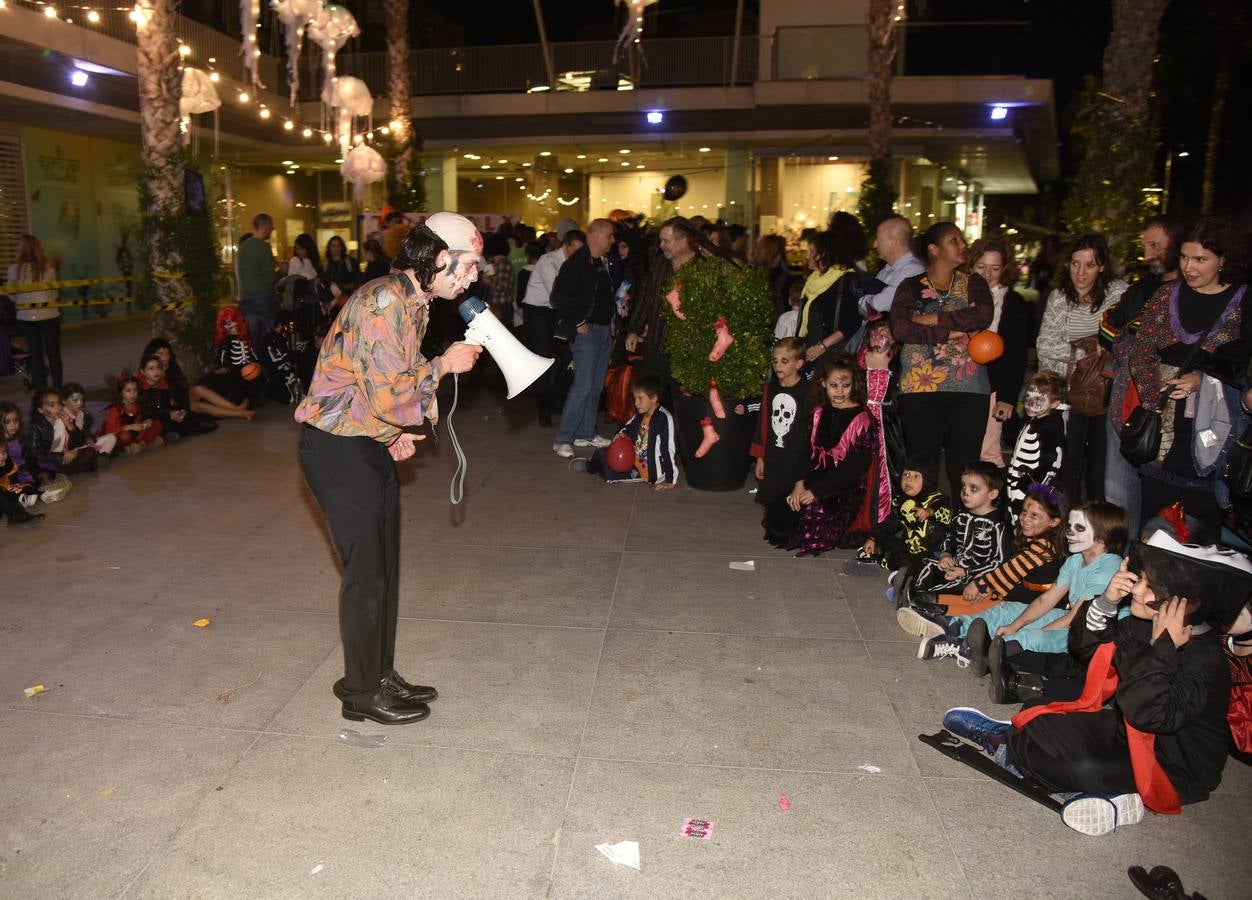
[
  {"xmin": 18, "ymin": 493, "xmax": 37, "ymax": 509},
  {"xmin": 574, "ymin": 435, "xmax": 612, "ymax": 448},
  {"xmin": 553, "ymin": 443, "xmax": 574, "ymax": 459},
  {"xmin": 1061, "ymin": 793, "xmax": 1144, "ymax": 836}
]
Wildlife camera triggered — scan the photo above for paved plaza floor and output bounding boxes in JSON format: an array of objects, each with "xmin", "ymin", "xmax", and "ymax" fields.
[{"xmin": 1, "ymin": 319, "xmax": 1248, "ymax": 898}]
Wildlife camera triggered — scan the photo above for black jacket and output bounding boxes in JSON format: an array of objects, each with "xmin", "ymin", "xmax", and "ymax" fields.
[
  {"xmin": 1069, "ymin": 604, "xmax": 1232, "ymax": 804},
  {"xmin": 804, "ymin": 270, "xmax": 883, "ymax": 354},
  {"xmin": 987, "ymin": 288, "xmax": 1028, "ymax": 404},
  {"xmin": 552, "ymin": 245, "xmax": 616, "ymax": 336},
  {"xmin": 27, "ymin": 415, "xmax": 64, "ymax": 470}
]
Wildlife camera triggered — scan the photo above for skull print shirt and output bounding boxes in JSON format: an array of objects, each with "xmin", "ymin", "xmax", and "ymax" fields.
[{"xmin": 750, "ymin": 379, "xmax": 809, "ymax": 506}]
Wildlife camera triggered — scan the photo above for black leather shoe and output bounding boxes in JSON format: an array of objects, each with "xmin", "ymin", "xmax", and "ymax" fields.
[
  {"xmin": 966, "ymin": 618, "xmax": 991, "ymax": 676},
  {"xmin": 340, "ymin": 689, "xmax": 430, "ymax": 725},
  {"xmin": 383, "ymin": 669, "xmax": 438, "ymax": 703}
]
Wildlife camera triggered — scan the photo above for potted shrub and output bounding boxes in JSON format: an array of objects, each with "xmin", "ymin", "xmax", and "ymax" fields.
[{"xmin": 662, "ymin": 257, "xmax": 774, "ymax": 491}]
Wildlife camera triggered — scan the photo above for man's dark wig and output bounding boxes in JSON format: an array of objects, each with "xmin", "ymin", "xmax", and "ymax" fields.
[{"xmin": 392, "ymin": 223, "xmax": 450, "ymax": 292}]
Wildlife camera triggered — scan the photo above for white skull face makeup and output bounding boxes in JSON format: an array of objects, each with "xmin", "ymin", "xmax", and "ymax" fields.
[
  {"xmin": 1024, "ymin": 388, "xmax": 1051, "ymax": 418},
  {"xmin": 771, "ymin": 393, "xmax": 797, "ymax": 448},
  {"xmin": 1066, "ymin": 511, "xmax": 1095, "ymax": 553}
]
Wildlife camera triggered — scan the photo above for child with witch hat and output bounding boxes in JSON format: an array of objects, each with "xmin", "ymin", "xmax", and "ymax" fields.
[{"xmin": 938, "ymin": 530, "xmax": 1252, "ymax": 836}]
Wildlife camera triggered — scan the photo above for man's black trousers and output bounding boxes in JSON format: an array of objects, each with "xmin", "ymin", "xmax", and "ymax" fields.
[{"xmin": 298, "ymin": 424, "xmax": 401, "ymax": 700}]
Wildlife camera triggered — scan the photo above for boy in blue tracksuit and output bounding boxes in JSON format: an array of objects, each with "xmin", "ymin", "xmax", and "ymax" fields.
[{"xmin": 587, "ymin": 374, "xmax": 678, "ymax": 489}]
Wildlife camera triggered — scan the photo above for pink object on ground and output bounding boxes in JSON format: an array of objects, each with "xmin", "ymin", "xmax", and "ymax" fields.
[{"xmin": 778, "ymin": 794, "xmax": 791, "ymax": 811}]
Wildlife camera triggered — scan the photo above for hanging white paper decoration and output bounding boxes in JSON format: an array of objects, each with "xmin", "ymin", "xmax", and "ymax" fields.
[
  {"xmin": 308, "ymin": 3, "xmax": 360, "ymax": 108},
  {"xmin": 340, "ymin": 143, "xmax": 386, "ymax": 203},
  {"xmin": 180, "ymin": 67, "xmax": 222, "ymax": 154},
  {"xmin": 239, "ymin": 0, "xmax": 267, "ymax": 90},
  {"xmin": 613, "ymin": 0, "xmax": 659, "ymax": 64},
  {"xmin": 273, "ymin": 0, "xmax": 323, "ymax": 107},
  {"xmin": 331, "ymin": 76, "xmax": 373, "ymax": 156}
]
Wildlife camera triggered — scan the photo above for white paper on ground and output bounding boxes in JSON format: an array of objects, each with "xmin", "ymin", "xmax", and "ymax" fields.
[
  {"xmin": 595, "ymin": 840, "xmax": 641, "ymax": 870},
  {"xmin": 858, "ymin": 764, "xmax": 882, "ymax": 774},
  {"xmin": 729, "ymin": 561, "xmax": 755, "ymax": 571}
]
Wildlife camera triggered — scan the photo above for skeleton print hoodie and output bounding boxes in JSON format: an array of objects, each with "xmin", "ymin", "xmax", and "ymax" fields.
[
  {"xmin": 1006, "ymin": 409, "xmax": 1065, "ymax": 517},
  {"xmin": 750, "ymin": 379, "xmax": 809, "ymax": 506}
]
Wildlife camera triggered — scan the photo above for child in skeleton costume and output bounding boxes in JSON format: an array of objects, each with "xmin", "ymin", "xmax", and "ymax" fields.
[
  {"xmin": 751, "ymin": 337, "xmax": 810, "ymax": 508},
  {"xmin": 1006, "ymin": 371, "xmax": 1066, "ymax": 522},
  {"xmin": 861, "ymin": 455, "xmax": 953, "ymax": 590},
  {"xmin": 194, "ymin": 306, "xmax": 263, "ymax": 418},
  {"xmin": 941, "ymin": 531, "xmax": 1252, "ymax": 837},
  {"xmin": 261, "ymin": 313, "xmax": 306, "ymax": 406},
  {"xmin": 762, "ymin": 355, "xmax": 879, "ymax": 555},
  {"xmin": 909, "ymin": 461, "xmax": 1010, "ymax": 598}
]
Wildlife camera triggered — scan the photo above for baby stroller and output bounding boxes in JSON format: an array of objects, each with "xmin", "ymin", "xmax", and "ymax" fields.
[{"xmin": 0, "ymin": 295, "xmax": 32, "ymax": 389}]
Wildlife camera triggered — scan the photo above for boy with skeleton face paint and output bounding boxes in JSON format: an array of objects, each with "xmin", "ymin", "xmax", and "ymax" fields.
[{"xmin": 1005, "ymin": 370, "xmax": 1066, "ymax": 523}]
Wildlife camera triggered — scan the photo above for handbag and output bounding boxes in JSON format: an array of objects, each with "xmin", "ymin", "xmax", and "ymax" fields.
[
  {"xmin": 1222, "ymin": 426, "xmax": 1252, "ymax": 498},
  {"xmin": 1066, "ymin": 335, "xmax": 1111, "ymax": 416},
  {"xmin": 1119, "ymin": 312, "xmax": 1224, "ymax": 466}
]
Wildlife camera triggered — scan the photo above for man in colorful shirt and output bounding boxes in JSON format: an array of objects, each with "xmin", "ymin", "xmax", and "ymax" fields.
[{"xmin": 295, "ymin": 212, "xmax": 484, "ymax": 726}]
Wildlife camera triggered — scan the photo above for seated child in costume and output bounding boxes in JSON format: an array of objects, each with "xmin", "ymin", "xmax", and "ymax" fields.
[
  {"xmin": 140, "ymin": 339, "xmax": 217, "ymax": 436},
  {"xmin": 586, "ymin": 374, "xmax": 677, "ymax": 490},
  {"xmin": 854, "ymin": 456, "xmax": 952, "ymax": 594},
  {"xmin": 1227, "ymin": 597, "xmax": 1252, "ymax": 758},
  {"xmin": 191, "ymin": 306, "xmax": 262, "ymax": 420},
  {"xmin": 2, "ymin": 401, "xmax": 69, "ymax": 503},
  {"xmin": 99, "ymin": 374, "xmax": 164, "ymax": 455},
  {"xmin": 0, "ymin": 439, "xmax": 43, "ymax": 525},
  {"xmin": 137, "ymin": 355, "xmax": 189, "ymax": 440},
  {"xmin": 1005, "ymin": 371, "xmax": 1066, "ymax": 522},
  {"xmin": 260, "ymin": 313, "xmax": 306, "ymax": 406},
  {"xmin": 61, "ymin": 382, "xmax": 117, "ymax": 459},
  {"xmin": 906, "ymin": 499, "xmax": 1126, "ymax": 670},
  {"xmin": 751, "ymin": 337, "xmax": 808, "ymax": 508},
  {"xmin": 941, "ymin": 530, "xmax": 1252, "ymax": 837},
  {"xmin": 902, "ymin": 461, "xmax": 1010, "ymax": 604},
  {"xmin": 28, "ymin": 388, "xmax": 102, "ymax": 476},
  {"xmin": 762, "ymin": 354, "xmax": 880, "ymax": 556}
]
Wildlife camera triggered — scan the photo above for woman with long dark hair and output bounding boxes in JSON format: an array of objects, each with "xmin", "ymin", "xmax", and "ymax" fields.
[
  {"xmin": 967, "ymin": 235, "xmax": 1028, "ymax": 465},
  {"xmin": 889, "ymin": 222, "xmax": 993, "ymax": 490},
  {"xmin": 7, "ymin": 235, "xmax": 61, "ymax": 390},
  {"xmin": 322, "ymin": 235, "xmax": 359, "ymax": 301},
  {"xmin": 1113, "ymin": 216, "xmax": 1252, "ymax": 538},
  {"xmin": 288, "ymin": 233, "xmax": 322, "ymax": 280},
  {"xmin": 798, "ymin": 230, "xmax": 858, "ymax": 364},
  {"xmin": 1036, "ymin": 234, "xmax": 1127, "ymax": 503},
  {"xmin": 752, "ymin": 234, "xmax": 792, "ymax": 318}
]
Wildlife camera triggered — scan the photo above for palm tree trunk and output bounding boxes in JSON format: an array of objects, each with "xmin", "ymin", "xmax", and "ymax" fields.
[
  {"xmin": 135, "ymin": 0, "xmax": 191, "ymax": 340},
  {"xmin": 1201, "ymin": 38, "xmax": 1231, "ymax": 214},
  {"xmin": 386, "ymin": 0, "xmax": 413, "ymax": 190},
  {"xmin": 866, "ymin": 0, "xmax": 897, "ymax": 163}
]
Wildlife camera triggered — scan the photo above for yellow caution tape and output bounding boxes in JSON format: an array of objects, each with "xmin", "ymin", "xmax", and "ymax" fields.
[{"xmin": 2, "ymin": 270, "xmax": 187, "ymax": 297}]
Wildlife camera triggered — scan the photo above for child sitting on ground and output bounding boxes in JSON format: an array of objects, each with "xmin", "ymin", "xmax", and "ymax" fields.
[
  {"xmin": 0, "ymin": 440, "xmax": 42, "ymax": 525},
  {"xmin": 1, "ymin": 402, "xmax": 41, "ymax": 497},
  {"xmin": 260, "ymin": 313, "xmax": 305, "ymax": 405},
  {"xmin": 905, "ymin": 499, "xmax": 1126, "ymax": 670},
  {"xmin": 140, "ymin": 338, "xmax": 218, "ymax": 436},
  {"xmin": 191, "ymin": 306, "xmax": 261, "ymax": 420},
  {"xmin": 1005, "ymin": 371, "xmax": 1066, "ymax": 521},
  {"xmin": 99, "ymin": 374, "xmax": 164, "ymax": 454},
  {"xmin": 28, "ymin": 388, "xmax": 102, "ymax": 476},
  {"xmin": 61, "ymin": 382, "xmax": 117, "ymax": 458},
  {"xmin": 751, "ymin": 337, "xmax": 809, "ymax": 508},
  {"xmin": 902, "ymin": 461, "xmax": 1010, "ymax": 605},
  {"xmin": 941, "ymin": 530, "xmax": 1252, "ymax": 836},
  {"xmin": 899, "ymin": 483, "xmax": 1069, "ymax": 662},
  {"xmin": 585, "ymin": 374, "xmax": 677, "ymax": 490},
  {"xmin": 137, "ymin": 355, "xmax": 188, "ymax": 441},
  {"xmin": 762, "ymin": 354, "xmax": 880, "ymax": 556},
  {"xmin": 853, "ymin": 455, "xmax": 953, "ymax": 594}
]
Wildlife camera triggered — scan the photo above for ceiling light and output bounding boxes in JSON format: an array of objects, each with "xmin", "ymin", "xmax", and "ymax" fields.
[
  {"xmin": 481, "ymin": 164, "xmax": 490, "ymax": 170},
  {"xmin": 515, "ymin": 177, "xmax": 523, "ymax": 182},
  {"xmin": 645, "ymin": 111, "xmax": 663, "ymax": 124},
  {"xmin": 495, "ymin": 175, "xmax": 503, "ymax": 180},
  {"xmin": 598, "ymin": 157, "xmax": 608, "ymax": 163},
  {"xmin": 45, "ymin": 7, "xmax": 58, "ymax": 19},
  {"xmin": 283, "ymin": 120, "xmax": 294, "ymax": 131},
  {"xmin": 70, "ymin": 70, "xmax": 88, "ymax": 87},
  {"xmin": 527, "ymin": 84, "xmax": 550, "ymax": 93},
  {"xmin": 87, "ymin": 10, "xmax": 100, "ymax": 24},
  {"xmin": 563, "ymin": 167, "xmax": 574, "ymax": 174},
  {"xmin": 698, "ymin": 147, "xmax": 711, "ymax": 152},
  {"xmin": 827, "ymin": 155, "xmax": 839, "ymax": 161},
  {"xmin": 259, "ymin": 106, "xmax": 271, "ymax": 119},
  {"xmin": 619, "ymin": 149, "xmax": 630, "ymax": 154},
  {"xmin": 636, "ymin": 164, "xmax": 644, "ymax": 169},
  {"xmin": 302, "ymin": 127, "xmax": 313, "ymax": 138},
  {"xmin": 620, "ymin": 161, "xmax": 630, "ymax": 167},
  {"xmin": 334, "ymin": 157, "xmax": 345, "ymax": 164},
  {"xmin": 990, "ymin": 105, "xmax": 1008, "ymax": 121},
  {"xmin": 1177, "ymin": 150, "xmax": 1190, "ymax": 158},
  {"xmin": 281, "ymin": 160, "xmax": 294, "ymax": 166},
  {"xmin": 522, "ymin": 162, "xmax": 532, "ymax": 167},
  {"xmin": 178, "ymin": 44, "xmax": 191, "ymax": 58},
  {"xmin": 539, "ymin": 151, "xmax": 552, "ymax": 157},
  {"xmin": 322, "ymin": 132, "xmax": 333, "ymax": 143},
  {"xmin": 208, "ymin": 72, "xmax": 219, "ymax": 82},
  {"xmin": 238, "ymin": 91, "xmax": 250, "ymax": 104},
  {"xmin": 498, "ymin": 159, "xmax": 508, "ymax": 164},
  {"xmin": 576, "ymin": 154, "xmax": 586, "ymax": 159}
]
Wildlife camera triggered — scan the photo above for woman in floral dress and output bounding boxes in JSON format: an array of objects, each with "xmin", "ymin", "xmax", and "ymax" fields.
[{"xmin": 889, "ymin": 222, "xmax": 994, "ymax": 490}]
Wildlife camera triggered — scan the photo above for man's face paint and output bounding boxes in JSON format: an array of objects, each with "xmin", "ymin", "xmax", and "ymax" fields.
[
  {"xmin": 1066, "ymin": 511, "xmax": 1095, "ymax": 553},
  {"xmin": 1024, "ymin": 388, "xmax": 1052, "ymax": 418}
]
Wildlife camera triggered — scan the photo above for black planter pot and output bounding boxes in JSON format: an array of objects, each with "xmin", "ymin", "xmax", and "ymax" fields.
[{"xmin": 671, "ymin": 391, "xmax": 756, "ymax": 492}]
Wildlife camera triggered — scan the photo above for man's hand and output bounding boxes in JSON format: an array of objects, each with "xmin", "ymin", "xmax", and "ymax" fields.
[
  {"xmin": 437, "ymin": 342, "xmax": 483, "ymax": 377},
  {"xmin": 754, "ymin": 457, "xmax": 765, "ymax": 480},
  {"xmin": 387, "ymin": 432, "xmax": 426, "ymax": 461},
  {"xmin": 993, "ymin": 401, "xmax": 1014, "ymax": 421},
  {"xmin": 625, "ymin": 332, "xmax": 641, "ymax": 353},
  {"xmin": 1165, "ymin": 371, "xmax": 1201, "ymax": 400},
  {"xmin": 1152, "ymin": 596, "xmax": 1193, "ymax": 647},
  {"xmin": 576, "ymin": 322, "xmax": 591, "ymax": 336}
]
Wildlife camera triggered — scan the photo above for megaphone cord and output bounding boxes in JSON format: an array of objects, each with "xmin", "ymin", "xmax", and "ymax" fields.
[{"xmin": 446, "ymin": 373, "xmax": 468, "ymax": 505}]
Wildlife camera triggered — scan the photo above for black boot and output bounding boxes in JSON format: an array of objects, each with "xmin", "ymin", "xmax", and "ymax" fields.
[{"xmin": 966, "ymin": 618, "xmax": 991, "ymax": 676}]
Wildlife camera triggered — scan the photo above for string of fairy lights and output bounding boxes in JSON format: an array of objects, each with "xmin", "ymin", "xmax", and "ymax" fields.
[{"xmin": 7, "ymin": 0, "xmax": 396, "ymax": 159}]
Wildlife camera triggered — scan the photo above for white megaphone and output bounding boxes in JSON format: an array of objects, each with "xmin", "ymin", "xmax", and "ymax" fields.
[{"xmin": 458, "ymin": 297, "xmax": 554, "ymax": 399}]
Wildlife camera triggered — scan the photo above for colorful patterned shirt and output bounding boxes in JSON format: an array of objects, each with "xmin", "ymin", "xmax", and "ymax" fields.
[
  {"xmin": 889, "ymin": 271, "xmax": 993, "ymax": 395},
  {"xmin": 294, "ymin": 273, "xmax": 441, "ymax": 442}
]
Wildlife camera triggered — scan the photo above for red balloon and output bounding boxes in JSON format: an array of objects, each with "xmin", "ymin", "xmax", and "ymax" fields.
[
  {"xmin": 241, "ymin": 362, "xmax": 263, "ymax": 381},
  {"xmin": 605, "ymin": 435, "xmax": 636, "ymax": 473},
  {"xmin": 967, "ymin": 330, "xmax": 1005, "ymax": 364}
]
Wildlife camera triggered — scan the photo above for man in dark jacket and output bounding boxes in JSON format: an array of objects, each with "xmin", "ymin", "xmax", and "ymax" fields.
[{"xmin": 552, "ymin": 219, "xmax": 617, "ymax": 458}]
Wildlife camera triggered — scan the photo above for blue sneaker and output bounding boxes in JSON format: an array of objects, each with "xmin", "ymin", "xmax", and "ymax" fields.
[{"xmin": 942, "ymin": 706, "xmax": 1011, "ymax": 754}]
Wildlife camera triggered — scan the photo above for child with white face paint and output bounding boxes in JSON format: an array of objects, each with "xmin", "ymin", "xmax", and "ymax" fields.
[{"xmin": 1005, "ymin": 370, "xmax": 1066, "ymax": 523}]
